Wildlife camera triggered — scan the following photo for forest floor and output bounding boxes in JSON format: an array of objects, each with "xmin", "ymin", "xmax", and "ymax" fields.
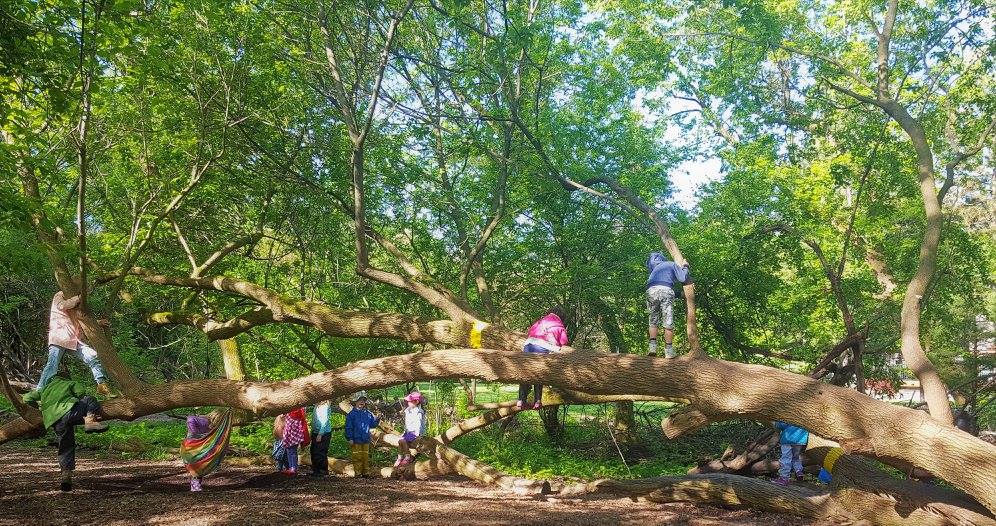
[{"xmin": 0, "ymin": 446, "xmax": 817, "ymax": 526}]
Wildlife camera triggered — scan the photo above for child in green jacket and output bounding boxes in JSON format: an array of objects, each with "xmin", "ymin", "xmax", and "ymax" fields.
[{"xmin": 23, "ymin": 376, "xmax": 109, "ymax": 491}]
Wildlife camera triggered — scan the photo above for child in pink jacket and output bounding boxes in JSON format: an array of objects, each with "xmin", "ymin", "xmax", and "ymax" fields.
[{"xmin": 517, "ymin": 307, "xmax": 569, "ymax": 410}]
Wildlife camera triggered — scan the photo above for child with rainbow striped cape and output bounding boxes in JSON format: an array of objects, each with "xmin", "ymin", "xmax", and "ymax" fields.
[{"xmin": 180, "ymin": 412, "xmax": 232, "ymax": 492}]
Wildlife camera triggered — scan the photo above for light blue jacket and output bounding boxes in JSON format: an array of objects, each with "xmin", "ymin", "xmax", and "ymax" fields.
[
  {"xmin": 775, "ymin": 421, "xmax": 809, "ymax": 445},
  {"xmin": 312, "ymin": 403, "xmax": 333, "ymax": 435}
]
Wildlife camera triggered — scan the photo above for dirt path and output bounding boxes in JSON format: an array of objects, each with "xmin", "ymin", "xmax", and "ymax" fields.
[{"xmin": 0, "ymin": 446, "xmax": 814, "ymax": 525}]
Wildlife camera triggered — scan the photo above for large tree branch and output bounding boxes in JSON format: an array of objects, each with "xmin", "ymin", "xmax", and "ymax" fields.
[
  {"xmin": 876, "ymin": 0, "xmax": 899, "ymax": 100},
  {"xmin": 98, "ymin": 267, "xmax": 520, "ymax": 348},
  {"xmin": 146, "ymin": 309, "xmax": 280, "ymax": 341},
  {"xmin": 0, "ymin": 360, "xmax": 40, "ymax": 424},
  {"xmin": 4, "ymin": 348, "xmax": 994, "ymax": 513},
  {"xmin": 357, "ymin": 0, "xmax": 415, "ymax": 146},
  {"xmin": 563, "ymin": 469, "xmax": 993, "ymax": 526},
  {"xmin": 8, "ymin": 142, "xmax": 143, "ymax": 392}
]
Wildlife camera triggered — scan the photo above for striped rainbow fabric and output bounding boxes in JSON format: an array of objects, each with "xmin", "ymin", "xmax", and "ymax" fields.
[{"xmin": 180, "ymin": 411, "xmax": 232, "ymax": 478}]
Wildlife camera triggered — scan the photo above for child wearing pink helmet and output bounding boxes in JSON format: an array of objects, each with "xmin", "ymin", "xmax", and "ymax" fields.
[{"xmin": 394, "ymin": 391, "xmax": 427, "ymax": 467}]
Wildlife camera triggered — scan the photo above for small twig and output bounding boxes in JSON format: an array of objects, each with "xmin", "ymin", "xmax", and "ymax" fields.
[{"xmin": 606, "ymin": 417, "xmax": 632, "ymax": 478}]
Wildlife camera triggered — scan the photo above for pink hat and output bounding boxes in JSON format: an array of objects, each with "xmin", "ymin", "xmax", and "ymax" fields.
[{"xmin": 404, "ymin": 392, "xmax": 423, "ymax": 404}]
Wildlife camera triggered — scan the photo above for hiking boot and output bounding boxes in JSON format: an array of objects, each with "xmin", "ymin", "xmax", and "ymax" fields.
[
  {"xmin": 772, "ymin": 476, "xmax": 790, "ymax": 486},
  {"xmin": 96, "ymin": 382, "xmax": 115, "ymax": 398},
  {"xmin": 60, "ymin": 470, "xmax": 73, "ymax": 492},
  {"xmin": 83, "ymin": 413, "xmax": 108, "ymax": 433}
]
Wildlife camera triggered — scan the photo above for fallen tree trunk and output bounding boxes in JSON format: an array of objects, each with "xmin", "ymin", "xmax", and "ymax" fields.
[
  {"xmin": 327, "ymin": 401, "xmax": 548, "ymax": 492},
  {"xmin": 690, "ymin": 429, "xmax": 779, "ymax": 474},
  {"xmin": 569, "ymin": 472, "xmax": 994, "ymax": 526},
  {"xmin": 2, "ymin": 349, "xmax": 994, "ymax": 513},
  {"xmin": 560, "ymin": 437, "xmax": 993, "ymax": 524}
]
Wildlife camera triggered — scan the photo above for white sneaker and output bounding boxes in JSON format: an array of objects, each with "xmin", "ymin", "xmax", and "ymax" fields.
[{"xmin": 665, "ymin": 348, "xmax": 676, "ymax": 359}]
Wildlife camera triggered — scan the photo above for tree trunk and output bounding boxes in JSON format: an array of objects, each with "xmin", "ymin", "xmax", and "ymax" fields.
[
  {"xmin": 613, "ymin": 401, "xmax": 635, "ymax": 444},
  {"xmin": 219, "ymin": 339, "xmax": 245, "ymax": 381},
  {"xmin": 599, "ymin": 299, "xmax": 637, "ymax": 442},
  {"xmin": 881, "ymin": 101, "xmax": 954, "ymax": 425}
]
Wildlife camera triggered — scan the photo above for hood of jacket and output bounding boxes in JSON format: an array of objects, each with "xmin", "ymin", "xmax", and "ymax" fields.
[{"xmin": 647, "ymin": 251, "xmax": 668, "ymax": 271}]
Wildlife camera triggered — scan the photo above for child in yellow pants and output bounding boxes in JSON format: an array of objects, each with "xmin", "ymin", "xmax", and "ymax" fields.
[
  {"xmin": 345, "ymin": 392, "xmax": 379, "ymax": 477},
  {"xmin": 350, "ymin": 443, "xmax": 371, "ymax": 476}
]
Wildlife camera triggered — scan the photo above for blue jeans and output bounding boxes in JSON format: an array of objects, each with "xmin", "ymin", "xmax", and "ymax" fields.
[
  {"xmin": 519, "ymin": 343, "xmax": 550, "ymax": 404},
  {"xmin": 37, "ymin": 343, "xmax": 107, "ymax": 390},
  {"xmin": 285, "ymin": 445, "xmax": 299, "ymax": 471},
  {"xmin": 779, "ymin": 444, "xmax": 804, "ymax": 478}
]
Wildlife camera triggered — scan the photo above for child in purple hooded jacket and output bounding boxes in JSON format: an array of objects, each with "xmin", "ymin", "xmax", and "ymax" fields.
[
  {"xmin": 517, "ymin": 307, "xmax": 569, "ymax": 410},
  {"xmin": 646, "ymin": 252, "xmax": 689, "ymax": 358},
  {"xmin": 186, "ymin": 415, "xmax": 211, "ymax": 492}
]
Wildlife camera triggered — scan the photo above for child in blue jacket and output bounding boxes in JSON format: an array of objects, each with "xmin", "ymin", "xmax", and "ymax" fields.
[
  {"xmin": 345, "ymin": 392, "xmax": 379, "ymax": 477},
  {"xmin": 774, "ymin": 421, "xmax": 809, "ymax": 484}
]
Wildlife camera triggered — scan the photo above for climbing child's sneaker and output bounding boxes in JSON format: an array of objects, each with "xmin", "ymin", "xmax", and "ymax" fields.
[
  {"xmin": 772, "ymin": 477, "xmax": 790, "ymax": 486},
  {"xmin": 190, "ymin": 477, "xmax": 203, "ymax": 492},
  {"xmin": 532, "ymin": 402, "xmax": 543, "ymax": 410},
  {"xmin": 515, "ymin": 400, "xmax": 524, "ymax": 409}
]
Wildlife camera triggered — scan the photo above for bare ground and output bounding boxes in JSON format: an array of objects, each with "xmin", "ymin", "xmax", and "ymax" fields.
[{"xmin": 0, "ymin": 447, "xmax": 816, "ymax": 526}]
